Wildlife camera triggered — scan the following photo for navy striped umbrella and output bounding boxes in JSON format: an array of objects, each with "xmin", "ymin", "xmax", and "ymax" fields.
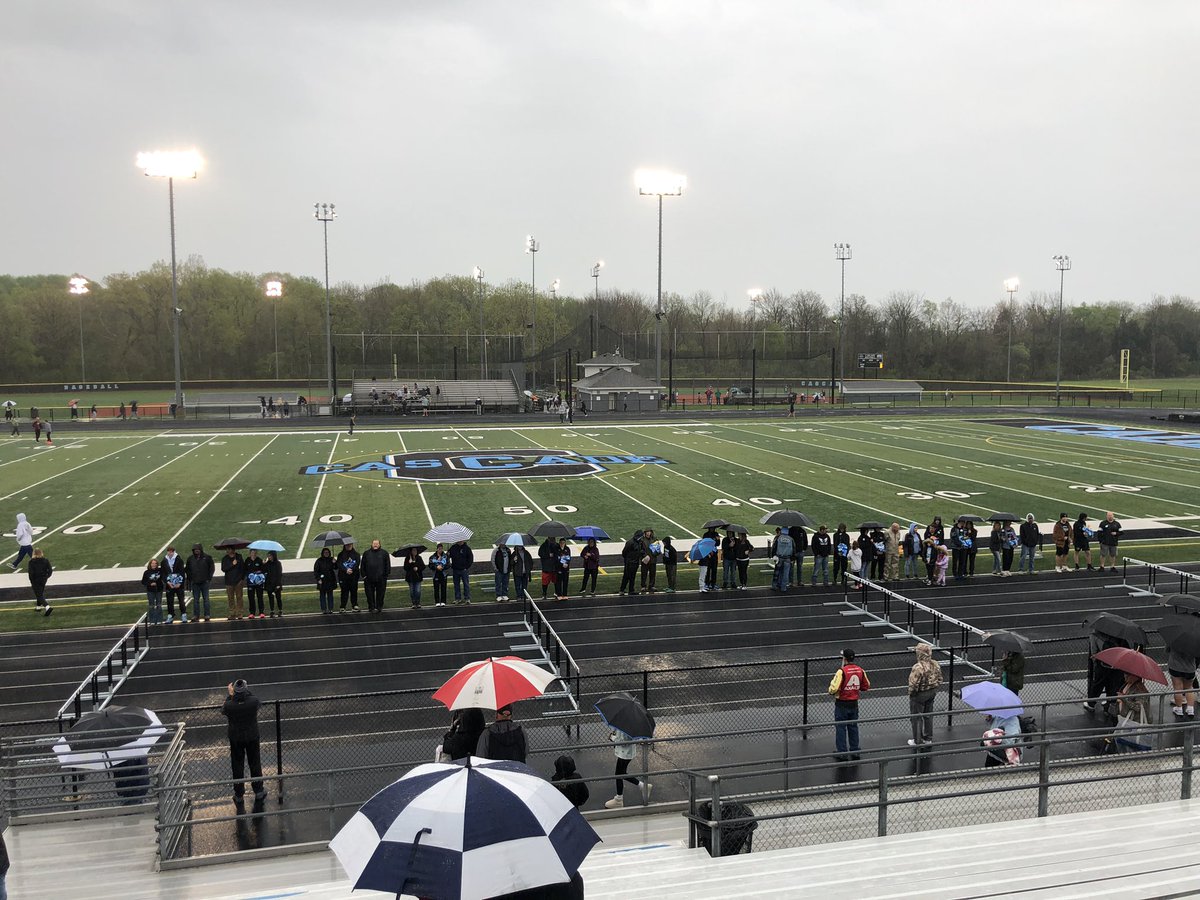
[{"xmin": 331, "ymin": 758, "xmax": 599, "ymax": 900}]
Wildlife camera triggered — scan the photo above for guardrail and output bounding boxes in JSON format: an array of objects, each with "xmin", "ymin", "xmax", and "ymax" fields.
[
  {"xmin": 683, "ymin": 719, "xmax": 1197, "ymax": 857},
  {"xmin": 1122, "ymin": 557, "xmax": 1198, "ymax": 598},
  {"xmin": 56, "ymin": 614, "xmax": 149, "ymax": 729}
]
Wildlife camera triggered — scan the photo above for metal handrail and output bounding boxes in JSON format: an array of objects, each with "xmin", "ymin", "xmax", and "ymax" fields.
[
  {"xmin": 55, "ymin": 613, "xmax": 149, "ymax": 728},
  {"xmin": 521, "ymin": 590, "xmax": 583, "ymax": 713}
]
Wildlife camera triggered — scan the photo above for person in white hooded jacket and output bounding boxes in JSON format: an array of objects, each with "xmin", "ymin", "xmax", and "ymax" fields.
[{"xmin": 10, "ymin": 513, "xmax": 34, "ymax": 570}]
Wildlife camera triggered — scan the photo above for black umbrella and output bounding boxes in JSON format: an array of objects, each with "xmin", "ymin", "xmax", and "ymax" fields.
[
  {"xmin": 494, "ymin": 532, "xmax": 538, "ymax": 547},
  {"xmin": 531, "ymin": 520, "xmax": 577, "ymax": 539},
  {"xmin": 311, "ymin": 530, "xmax": 354, "ymax": 548},
  {"xmin": 987, "ymin": 512, "xmax": 1020, "ymax": 523},
  {"xmin": 858, "ymin": 521, "xmax": 887, "ymax": 531},
  {"xmin": 982, "ymin": 629, "xmax": 1034, "ymax": 654},
  {"xmin": 759, "ymin": 510, "xmax": 814, "ymax": 528},
  {"xmin": 213, "ymin": 537, "xmax": 251, "ymax": 549},
  {"xmin": 594, "ymin": 692, "xmax": 656, "ymax": 739},
  {"xmin": 956, "ymin": 514, "xmax": 986, "ymax": 523},
  {"xmin": 1083, "ymin": 612, "xmax": 1149, "ymax": 647},
  {"xmin": 1159, "ymin": 618, "xmax": 1200, "ymax": 658},
  {"xmin": 725, "ymin": 524, "xmax": 749, "ymax": 534},
  {"xmin": 392, "ymin": 543, "xmax": 428, "ymax": 557},
  {"xmin": 1160, "ymin": 594, "xmax": 1200, "ymax": 616},
  {"xmin": 703, "ymin": 518, "xmax": 731, "ymax": 530}
]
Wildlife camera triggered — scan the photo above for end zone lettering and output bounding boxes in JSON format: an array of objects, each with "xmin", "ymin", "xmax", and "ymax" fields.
[{"xmin": 298, "ymin": 449, "xmax": 671, "ymax": 482}]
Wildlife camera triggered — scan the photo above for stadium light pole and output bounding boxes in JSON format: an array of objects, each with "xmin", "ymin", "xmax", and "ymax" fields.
[
  {"xmin": 1004, "ymin": 277, "xmax": 1020, "ymax": 382},
  {"xmin": 265, "ymin": 280, "xmax": 283, "ymax": 380},
  {"xmin": 1053, "ymin": 255, "xmax": 1071, "ymax": 403},
  {"xmin": 473, "ymin": 266, "xmax": 487, "ymax": 378},
  {"xmin": 636, "ymin": 168, "xmax": 686, "ymax": 407},
  {"xmin": 549, "ymin": 279, "xmax": 561, "ymax": 387},
  {"xmin": 525, "ymin": 235, "xmax": 539, "ymax": 388},
  {"xmin": 69, "ymin": 276, "xmax": 89, "ymax": 381},
  {"xmin": 314, "ymin": 203, "xmax": 337, "ymax": 403},
  {"xmin": 834, "ymin": 243, "xmax": 852, "ymax": 404},
  {"xmin": 137, "ymin": 149, "xmax": 201, "ymax": 417},
  {"xmin": 590, "ymin": 260, "xmax": 604, "ymax": 358},
  {"xmin": 747, "ymin": 288, "xmax": 764, "ymax": 353}
]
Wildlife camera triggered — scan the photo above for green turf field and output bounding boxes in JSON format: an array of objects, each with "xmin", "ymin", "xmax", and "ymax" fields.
[{"xmin": 3, "ymin": 414, "xmax": 1200, "ymax": 574}]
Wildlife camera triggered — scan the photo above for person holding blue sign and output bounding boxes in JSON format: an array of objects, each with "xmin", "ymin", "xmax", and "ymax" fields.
[
  {"xmin": 1072, "ymin": 513, "xmax": 1094, "ymax": 571},
  {"xmin": 337, "ymin": 542, "xmax": 361, "ymax": 611},
  {"xmin": 832, "ymin": 524, "xmax": 851, "ymax": 585},
  {"xmin": 244, "ymin": 549, "xmax": 267, "ymax": 619},
  {"xmin": 162, "ymin": 546, "xmax": 188, "ymax": 624}
]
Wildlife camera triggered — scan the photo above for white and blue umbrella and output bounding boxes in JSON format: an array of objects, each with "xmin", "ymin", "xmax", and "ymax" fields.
[
  {"xmin": 330, "ymin": 757, "xmax": 600, "ymax": 900},
  {"xmin": 248, "ymin": 539, "xmax": 286, "ymax": 552},
  {"xmin": 495, "ymin": 532, "xmax": 537, "ymax": 547},
  {"xmin": 425, "ymin": 522, "xmax": 474, "ymax": 544}
]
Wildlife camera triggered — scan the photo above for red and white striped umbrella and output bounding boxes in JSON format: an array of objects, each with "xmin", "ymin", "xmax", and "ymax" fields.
[{"xmin": 433, "ymin": 656, "xmax": 560, "ymax": 710}]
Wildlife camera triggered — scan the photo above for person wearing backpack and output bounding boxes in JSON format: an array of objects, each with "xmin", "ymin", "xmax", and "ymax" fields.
[{"xmin": 771, "ymin": 528, "xmax": 795, "ymax": 592}]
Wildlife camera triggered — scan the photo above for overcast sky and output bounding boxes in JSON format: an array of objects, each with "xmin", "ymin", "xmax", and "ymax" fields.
[{"xmin": 3, "ymin": 1, "xmax": 1197, "ymax": 311}]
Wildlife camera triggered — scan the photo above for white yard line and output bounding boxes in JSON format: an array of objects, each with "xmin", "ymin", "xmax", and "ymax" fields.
[
  {"xmin": 629, "ymin": 428, "xmax": 912, "ymax": 521},
  {"xmin": 296, "ymin": 433, "xmax": 341, "ymax": 558},
  {"xmin": 0, "ymin": 437, "xmax": 217, "ymax": 564},
  {"xmin": 397, "ymin": 431, "xmax": 436, "ymax": 530},
  {"xmin": 0, "ymin": 433, "xmax": 164, "ymax": 501},
  {"xmin": 452, "ymin": 428, "xmax": 552, "ymax": 520},
  {"xmin": 152, "ymin": 436, "xmax": 280, "ymax": 559}
]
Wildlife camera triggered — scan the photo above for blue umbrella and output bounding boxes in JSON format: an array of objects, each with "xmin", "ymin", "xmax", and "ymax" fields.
[
  {"xmin": 960, "ymin": 681, "xmax": 1024, "ymax": 719},
  {"xmin": 574, "ymin": 525, "xmax": 610, "ymax": 541},
  {"xmin": 248, "ymin": 539, "xmax": 286, "ymax": 552},
  {"xmin": 330, "ymin": 758, "xmax": 599, "ymax": 900},
  {"xmin": 688, "ymin": 537, "xmax": 717, "ymax": 561}
]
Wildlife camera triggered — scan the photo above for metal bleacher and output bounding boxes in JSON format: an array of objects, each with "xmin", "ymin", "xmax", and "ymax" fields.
[{"xmin": 351, "ymin": 378, "xmax": 521, "ymax": 412}]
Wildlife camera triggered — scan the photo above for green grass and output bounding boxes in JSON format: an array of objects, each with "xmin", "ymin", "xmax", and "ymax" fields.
[{"xmin": 4, "ymin": 413, "xmax": 1200, "ymax": 627}]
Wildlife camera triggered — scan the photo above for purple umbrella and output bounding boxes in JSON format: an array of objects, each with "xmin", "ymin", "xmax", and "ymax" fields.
[{"xmin": 960, "ymin": 681, "xmax": 1023, "ymax": 719}]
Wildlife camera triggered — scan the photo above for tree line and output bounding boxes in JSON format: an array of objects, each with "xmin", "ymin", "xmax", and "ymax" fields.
[{"xmin": 1, "ymin": 263, "xmax": 1195, "ymax": 385}]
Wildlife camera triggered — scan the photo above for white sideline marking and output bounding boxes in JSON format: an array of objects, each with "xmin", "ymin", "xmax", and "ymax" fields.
[
  {"xmin": 0, "ymin": 437, "xmax": 217, "ymax": 565},
  {"xmin": 297, "ymin": 433, "xmax": 340, "ymax": 558},
  {"xmin": 152, "ymin": 435, "xmax": 280, "ymax": 559}
]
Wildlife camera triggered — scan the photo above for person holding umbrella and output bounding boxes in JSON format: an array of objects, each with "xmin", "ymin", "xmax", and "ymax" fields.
[
  {"xmin": 314, "ymin": 547, "xmax": 337, "ymax": 614},
  {"xmin": 264, "ymin": 550, "xmax": 284, "ymax": 617},
  {"xmin": 449, "ymin": 538, "xmax": 474, "ymax": 605},
  {"xmin": 477, "ymin": 704, "xmax": 528, "ymax": 763},
  {"xmin": 603, "ymin": 727, "xmax": 650, "ymax": 809},
  {"xmin": 832, "ymin": 523, "xmax": 851, "ymax": 585},
  {"xmin": 492, "ymin": 539, "xmax": 511, "ymax": 602},
  {"xmin": 509, "ymin": 541, "xmax": 532, "ymax": 601},
  {"xmin": 556, "ymin": 536, "xmax": 572, "ymax": 601},
  {"xmin": 244, "ymin": 548, "xmax": 267, "ymax": 620},
  {"xmin": 162, "ymin": 546, "xmax": 187, "ymax": 624},
  {"xmin": 595, "ymin": 693, "xmax": 655, "ymax": 809},
  {"xmin": 734, "ymin": 531, "xmax": 752, "ymax": 590},
  {"xmin": 220, "ymin": 544, "xmax": 246, "ymax": 620},
  {"xmin": 337, "ymin": 541, "xmax": 361, "ymax": 612},
  {"xmin": 580, "ymin": 538, "xmax": 600, "ymax": 596},
  {"xmin": 949, "ymin": 517, "xmax": 968, "ymax": 581},
  {"xmin": 222, "ymin": 679, "xmax": 267, "ymax": 807}
]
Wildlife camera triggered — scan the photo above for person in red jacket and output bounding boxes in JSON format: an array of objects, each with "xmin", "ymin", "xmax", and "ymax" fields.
[{"xmin": 828, "ymin": 648, "xmax": 870, "ymax": 761}]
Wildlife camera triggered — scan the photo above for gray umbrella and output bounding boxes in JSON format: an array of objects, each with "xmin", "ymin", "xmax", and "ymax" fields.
[
  {"xmin": 531, "ymin": 520, "xmax": 577, "ymax": 539},
  {"xmin": 982, "ymin": 629, "xmax": 1034, "ymax": 654},
  {"xmin": 725, "ymin": 524, "xmax": 749, "ymax": 534},
  {"xmin": 703, "ymin": 518, "xmax": 731, "ymax": 530},
  {"xmin": 1159, "ymin": 618, "xmax": 1200, "ymax": 657},
  {"xmin": 986, "ymin": 512, "xmax": 1020, "ymax": 522},
  {"xmin": 1159, "ymin": 594, "xmax": 1200, "ymax": 616},
  {"xmin": 857, "ymin": 521, "xmax": 887, "ymax": 531},
  {"xmin": 311, "ymin": 530, "xmax": 354, "ymax": 548},
  {"xmin": 759, "ymin": 510, "xmax": 814, "ymax": 528},
  {"xmin": 1083, "ymin": 612, "xmax": 1148, "ymax": 647},
  {"xmin": 956, "ymin": 514, "xmax": 986, "ymax": 523}
]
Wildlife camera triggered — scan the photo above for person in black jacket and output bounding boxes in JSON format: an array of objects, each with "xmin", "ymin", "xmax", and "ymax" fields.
[
  {"xmin": 402, "ymin": 548, "xmax": 425, "ymax": 609},
  {"xmin": 811, "ymin": 524, "xmax": 833, "ymax": 586},
  {"xmin": 244, "ymin": 549, "xmax": 267, "ymax": 620},
  {"xmin": 313, "ymin": 547, "xmax": 337, "ymax": 614},
  {"xmin": 161, "ymin": 546, "xmax": 188, "ymax": 624},
  {"xmin": 791, "ymin": 525, "xmax": 809, "ymax": 587},
  {"xmin": 28, "ymin": 548, "xmax": 53, "ymax": 617},
  {"xmin": 662, "ymin": 536, "xmax": 678, "ymax": 592},
  {"xmin": 537, "ymin": 536, "xmax": 558, "ymax": 600},
  {"xmin": 1072, "ymin": 513, "xmax": 1094, "ymax": 571},
  {"xmin": 477, "ymin": 705, "xmax": 527, "ymax": 763},
  {"xmin": 221, "ymin": 547, "xmax": 246, "ymax": 620},
  {"xmin": 185, "ymin": 543, "xmax": 216, "ymax": 621},
  {"xmin": 265, "ymin": 550, "xmax": 284, "ymax": 617},
  {"xmin": 440, "ymin": 708, "xmax": 486, "ymax": 760},
  {"xmin": 1018, "ymin": 513, "xmax": 1043, "ymax": 575},
  {"xmin": 492, "ymin": 543, "xmax": 511, "ymax": 602},
  {"xmin": 832, "ymin": 524, "xmax": 851, "ymax": 585},
  {"xmin": 142, "ymin": 558, "xmax": 164, "ymax": 624},
  {"xmin": 222, "ymin": 679, "xmax": 266, "ymax": 806},
  {"xmin": 360, "ymin": 539, "xmax": 391, "ymax": 613},
  {"xmin": 551, "ymin": 754, "xmax": 590, "ymax": 809},
  {"xmin": 619, "ymin": 531, "xmax": 643, "ymax": 595},
  {"xmin": 1097, "ymin": 511, "xmax": 1122, "ymax": 573},
  {"xmin": 509, "ymin": 544, "xmax": 533, "ymax": 600},
  {"xmin": 449, "ymin": 540, "xmax": 474, "ymax": 604},
  {"xmin": 337, "ymin": 542, "xmax": 361, "ymax": 612}
]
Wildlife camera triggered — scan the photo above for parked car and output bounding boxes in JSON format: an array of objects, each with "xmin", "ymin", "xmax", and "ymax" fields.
[{"xmin": 724, "ymin": 386, "xmax": 753, "ymax": 404}]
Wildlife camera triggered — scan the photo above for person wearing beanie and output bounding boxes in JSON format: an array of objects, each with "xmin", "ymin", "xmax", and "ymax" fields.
[{"xmin": 221, "ymin": 679, "xmax": 267, "ymax": 806}]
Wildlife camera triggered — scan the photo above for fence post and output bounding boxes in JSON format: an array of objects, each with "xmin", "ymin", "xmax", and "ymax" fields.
[
  {"xmin": 327, "ymin": 771, "xmax": 336, "ymax": 838},
  {"xmin": 801, "ymin": 657, "xmax": 811, "ymax": 734},
  {"xmin": 642, "ymin": 670, "xmax": 650, "ymax": 710},
  {"xmin": 709, "ymin": 775, "xmax": 722, "ymax": 858},
  {"xmin": 1037, "ymin": 741, "xmax": 1050, "ymax": 817},
  {"xmin": 877, "ymin": 758, "xmax": 889, "ymax": 836},
  {"xmin": 783, "ymin": 728, "xmax": 791, "ymax": 791},
  {"xmin": 687, "ymin": 774, "xmax": 697, "ymax": 849},
  {"xmin": 946, "ymin": 655, "xmax": 955, "ymax": 728},
  {"xmin": 275, "ymin": 700, "xmax": 284, "ymax": 799},
  {"xmin": 1184, "ymin": 728, "xmax": 1194, "ymax": 801}
]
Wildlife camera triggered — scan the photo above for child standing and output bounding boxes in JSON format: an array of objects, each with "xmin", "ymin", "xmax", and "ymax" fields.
[{"xmin": 935, "ymin": 545, "xmax": 950, "ymax": 586}]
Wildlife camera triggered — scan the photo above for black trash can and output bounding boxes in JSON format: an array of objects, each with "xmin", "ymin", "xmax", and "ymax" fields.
[{"xmin": 695, "ymin": 800, "xmax": 757, "ymax": 856}]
